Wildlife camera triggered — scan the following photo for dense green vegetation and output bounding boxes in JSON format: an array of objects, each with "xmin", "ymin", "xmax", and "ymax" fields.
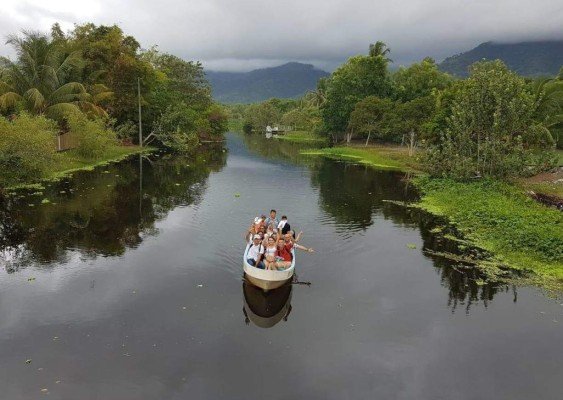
[
  {"xmin": 439, "ymin": 40, "xmax": 563, "ymax": 78},
  {"xmin": 415, "ymin": 178, "xmax": 563, "ymax": 280},
  {"xmin": 240, "ymin": 40, "xmax": 563, "ymax": 176},
  {"xmin": 0, "ymin": 23, "xmax": 228, "ymax": 188}
]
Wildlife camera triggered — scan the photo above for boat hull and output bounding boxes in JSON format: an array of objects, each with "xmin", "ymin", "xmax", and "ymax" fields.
[{"xmin": 243, "ymin": 244, "xmax": 295, "ymax": 291}]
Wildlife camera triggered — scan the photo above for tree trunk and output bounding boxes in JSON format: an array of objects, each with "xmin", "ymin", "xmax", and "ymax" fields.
[
  {"xmin": 345, "ymin": 129, "xmax": 352, "ymax": 145},
  {"xmin": 365, "ymin": 131, "xmax": 371, "ymax": 146},
  {"xmin": 407, "ymin": 129, "xmax": 416, "ymax": 157}
]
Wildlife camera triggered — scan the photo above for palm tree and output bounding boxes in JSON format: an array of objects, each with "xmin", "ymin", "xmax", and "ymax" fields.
[
  {"xmin": 531, "ymin": 78, "xmax": 563, "ymax": 138},
  {"xmin": 304, "ymin": 88, "xmax": 326, "ymax": 108},
  {"xmin": 0, "ymin": 31, "xmax": 109, "ymax": 121},
  {"xmin": 368, "ymin": 41, "xmax": 393, "ymax": 63}
]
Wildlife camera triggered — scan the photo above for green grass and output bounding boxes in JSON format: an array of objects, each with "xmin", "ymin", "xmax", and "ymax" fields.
[
  {"xmin": 415, "ymin": 177, "xmax": 563, "ymax": 281},
  {"xmin": 301, "ymin": 145, "xmax": 421, "ymax": 171},
  {"xmin": 53, "ymin": 145, "xmax": 152, "ymax": 176},
  {"xmin": 228, "ymin": 119, "xmax": 243, "ymax": 132},
  {"xmin": 274, "ymin": 130, "xmax": 327, "ymax": 143},
  {"xmin": 556, "ymin": 149, "xmax": 563, "ymax": 166},
  {"xmin": 5, "ymin": 145, "xmax": 154, "ymax": 190}
]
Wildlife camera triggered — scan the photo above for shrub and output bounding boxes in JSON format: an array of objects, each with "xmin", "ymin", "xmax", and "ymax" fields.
[
  {"xmin": 0, "ymin": 114, "xmax": 58, "ymax": 186},
  {"xmin": 242, "ymin": 121, "xmax": 253, "ymax": 134},
  {"xmin": 153, "ymin": 103, "xmax": 199, "ymax": 153},
  {"xmin": 67, "ymin": 113, "xmax": 117, "ymax": 158}
]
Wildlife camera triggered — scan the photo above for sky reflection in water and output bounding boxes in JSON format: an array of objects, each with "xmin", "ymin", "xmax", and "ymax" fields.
[{"xmin": 0, "ymin": 133, "xmax": 562, "ymax": 400}]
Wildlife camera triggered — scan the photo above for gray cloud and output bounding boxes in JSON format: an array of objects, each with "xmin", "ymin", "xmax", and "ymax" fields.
[{"xmin": 1, "ymin": 0, "xmax": 562, "ymax": 71}]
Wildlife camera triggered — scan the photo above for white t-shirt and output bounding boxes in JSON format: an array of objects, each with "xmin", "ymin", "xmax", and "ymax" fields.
[
  {"xmin": 265, "ymin": 245, "xmax": 277, "ymax": 257},
  {"xmin": 247, "ymin": 242, "xmax": 264, "ymax": 261},
  {"xmin": 277, "ymin": 220, "xmax": 287, "ymax": 229}
]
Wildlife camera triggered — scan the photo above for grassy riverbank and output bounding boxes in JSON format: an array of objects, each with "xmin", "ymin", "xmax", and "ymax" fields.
[
  {"xmin": 415, "ymin": 177, "xmax": 563, "ymax": 281},
  {"xmin": 301, "ymin": 144, "xmax": 421, "ymax": 171},
  {"xmin": 274, "ymin": 130, "xmax": 327, "ymax": 143},
  {"xmin": 304, "ymin": 144, "xmax": 563, "ymax": 285},
  {"xmin": 6, "ymin": 145, "xmax": 152, "ymax": 190}
]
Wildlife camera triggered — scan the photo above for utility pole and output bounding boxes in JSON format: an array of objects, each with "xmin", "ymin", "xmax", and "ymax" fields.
[{"xmin": 138, "ymin": 77, "xmax": 142, "ymax": 147}]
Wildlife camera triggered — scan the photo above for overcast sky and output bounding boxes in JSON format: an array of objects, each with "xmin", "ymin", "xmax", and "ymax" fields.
[{"xmin": 1, "ymin": 0, "xmax": 562, "ymax": 72}]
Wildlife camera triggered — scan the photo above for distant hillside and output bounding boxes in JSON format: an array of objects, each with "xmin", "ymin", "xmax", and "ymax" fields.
[
  {"xmin": 205, "ymin": 62, "xmax": 329, "ymax": 104},
  {"xmin": 439, "ymin": 40, "xmax": 563, "ymax": 77}
]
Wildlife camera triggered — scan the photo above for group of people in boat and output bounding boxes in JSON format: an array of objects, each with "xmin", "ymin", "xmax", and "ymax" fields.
[{"xmin": 245, "ymin": 209, "xmax": 315, "ymax": 270}]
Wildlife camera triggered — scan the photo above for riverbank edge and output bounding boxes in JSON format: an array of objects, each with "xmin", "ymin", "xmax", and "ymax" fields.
[
  {"xmin": 273, "ymin": 131, "xmax": 327, "ymax": 143},
  {"xmin": 304, "ymin": 145, "xmax": 563, "ymax": 288},
  {"xmin": 5, "ymin": 145, "xmax": 156, "ymax": 191},
  {"xmin": 300, "ymin": 145, "xmax": 421, "ymax": 171}
]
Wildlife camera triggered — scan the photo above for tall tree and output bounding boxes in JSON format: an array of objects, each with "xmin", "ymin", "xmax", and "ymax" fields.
[
  {"xmin": 349, "ymin": 96, "xmax": 394, "ymax": 145},
  {"xmin": 368, "ymin": 41, "xmax": 392, "ymax": 62},
  {"xmin": 425, "ymin": 60, "xmax": 554, "ymax": 178},
  {"xmin": 67, "ymin": 23, "xmax": 156, "ymax": 126},
  {"xmin": 530, "ymin": 77, "xmax": 563, "ymax": 147},
  {"xmin": 320, "ymin": 53, "xmax": 393, "ymax": 138},
  {"xmin": 393, "ymin": 57, "xmax": 451, "ymax": 102}
]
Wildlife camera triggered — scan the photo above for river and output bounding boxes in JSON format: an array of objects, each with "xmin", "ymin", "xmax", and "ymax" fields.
[{"xmin": 0, "ymin": 133, "xmax": 562, "ymax": 400}]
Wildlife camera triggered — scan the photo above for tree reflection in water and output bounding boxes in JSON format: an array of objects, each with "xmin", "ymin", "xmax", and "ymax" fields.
[
  {"xmin": 0, "ymin": 145, "xmax": 226, "ymax": 271},
  {"xmin": 309, "ymin": 158, "xmax": 515, "ymax": 313}
]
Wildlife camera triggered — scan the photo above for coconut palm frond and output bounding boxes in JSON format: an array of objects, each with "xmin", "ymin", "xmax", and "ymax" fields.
[
  {"xmin": 543, "ymin": 113, "xmax": 563, "ymax": 129},
  {"xmin": 56, "ymin": 50, "xmax": 84, "ymax": 82},
  {"xmin": 76, "ymin": 101, "xmax": 108, "ymax": 118},
  {"xmin": 92, "ymin": 90, "xmax": 114, "ymax": 103},
  {"xmin": 89, "ymin": 84, "xmax": 113, "ymax": 103},
  {"xmin": 44, "ymin": 103, "xmax": 81, "ymax": 121},
  {"xmin": 23, "ymin": 88, "xmax": 45, "ymax": 112},
  {"xmin": 88, "ymin": 69, "xmax": 109, "ymax": 82},
  {"xmin": 48, "ymin": 82, "xmax": 87, "ymax": 104},
  {"xmin": 39, "ymin": 64, "xmax": 61, "ymax": 94},
  {"xmin": 89, "ymin": 83, "xmax": 111, "ymax": 95},
  {"xmin": 0, "ymin": 80, "xmax": 16, "ymax": 94},
  {"xmin": 0, "ymin": 92, "xmax": 24, "ymax": 109},
  {"xmin": 1, "ymin": 61, "xmax": 31, "ymax": 93}
]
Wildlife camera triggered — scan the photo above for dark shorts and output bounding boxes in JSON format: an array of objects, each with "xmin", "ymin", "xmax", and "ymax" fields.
[{"xmin": 247, "ymin": 258, "xmax": 265, "ymax": 269}]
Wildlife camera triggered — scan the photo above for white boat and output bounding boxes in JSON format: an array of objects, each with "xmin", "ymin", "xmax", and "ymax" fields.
[{"xmin": 243, "ymin": 243, "xmax": 295, "ymax": 291}]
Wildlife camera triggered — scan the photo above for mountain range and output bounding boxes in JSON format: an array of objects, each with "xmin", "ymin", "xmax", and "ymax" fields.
[
  {"xmin": 205, "ymin": 41, "xmax": 563, "ymax": 104},
  {"xmin": 205, "ymin": 62, "xmax": 329, "ymax": 104},
  {"xmin": 439, "ymin": 40, "xmax": 563, "ymax": 77}
]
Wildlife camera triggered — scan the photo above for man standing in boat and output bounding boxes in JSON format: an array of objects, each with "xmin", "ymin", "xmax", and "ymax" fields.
[{"xmin": 264, "ymin": 209, "xmax": 279, "ymax": 231}]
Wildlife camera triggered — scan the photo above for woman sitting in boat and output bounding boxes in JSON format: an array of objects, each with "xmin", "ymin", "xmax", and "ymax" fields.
[{"xmin": 263, "ymin": 236, "xmax": 279, "ymax": 270}]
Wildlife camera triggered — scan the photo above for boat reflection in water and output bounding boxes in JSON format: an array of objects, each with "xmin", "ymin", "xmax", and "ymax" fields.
[{"xmin": 242, "ymin": 281, "xmax": 293, "ymax": 328}]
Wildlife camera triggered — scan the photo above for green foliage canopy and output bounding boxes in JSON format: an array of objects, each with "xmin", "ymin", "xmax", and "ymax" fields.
[
  {"xmin": 393, "ymin": 57, "xmax": 451, "ymax": 102},
  {"xmin": 0, "ymin": 31, "xmax": 108, "ymax": 120},
  {"xmin": 0, "ymin": 113, "xmax": 58, "ymax": 185},
  {"xmin": 321, "ymin": 53, "xmax": 393, "ymax": 134},
  {"xmin": 425, "ymin": 60, "xmax": 555, "ymax": 178}
]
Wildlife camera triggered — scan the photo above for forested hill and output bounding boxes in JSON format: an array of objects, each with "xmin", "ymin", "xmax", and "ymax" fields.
[
  {"xmin": 205, "ymin": 62, "xmax": 329, "ymax": 104},
  {"xmin": 439, "ymin": 40, "xmax": 563, "ymax": 77}
]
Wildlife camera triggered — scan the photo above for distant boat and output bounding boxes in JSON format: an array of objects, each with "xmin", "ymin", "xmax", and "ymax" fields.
[{"xmin": 243, "ymin": 243, "xmax": 295, "ymax": 291}]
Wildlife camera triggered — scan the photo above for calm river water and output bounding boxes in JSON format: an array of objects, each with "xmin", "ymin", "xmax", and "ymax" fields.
[{"xmin": 1, "ymin": 133, "xmax": 562, "ymax": 400}]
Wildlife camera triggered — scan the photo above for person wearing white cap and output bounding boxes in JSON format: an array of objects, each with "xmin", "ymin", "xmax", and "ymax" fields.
[{"xmin": 246, "ymin": 235, "xmax": 265, "ymax": 269}]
